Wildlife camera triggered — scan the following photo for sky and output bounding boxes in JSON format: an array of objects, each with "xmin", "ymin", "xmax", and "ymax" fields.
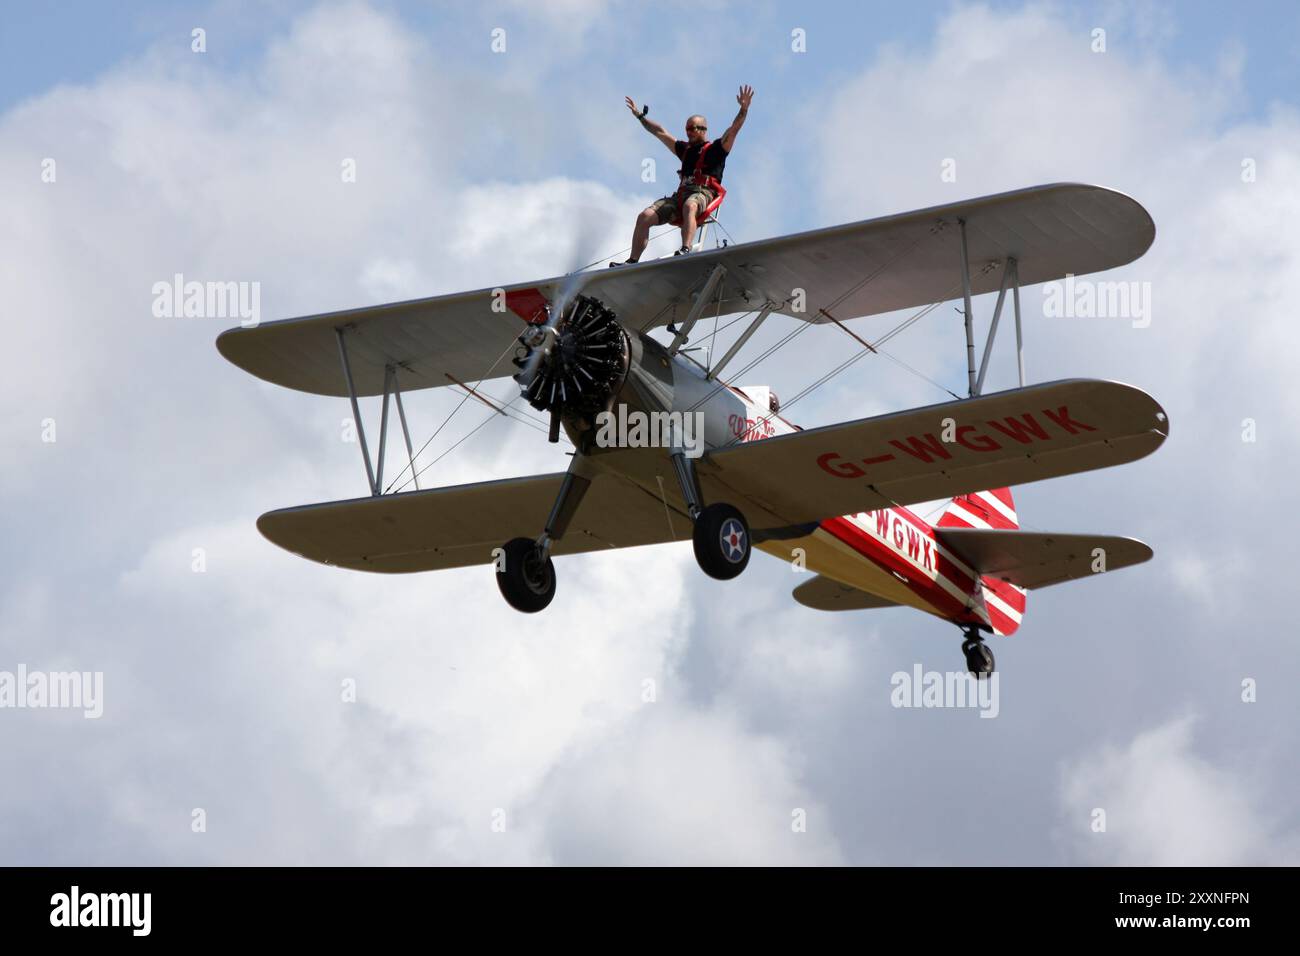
[{"xmin": 1, "ymin": 0, "xmax": 1298, "ymax": 865}]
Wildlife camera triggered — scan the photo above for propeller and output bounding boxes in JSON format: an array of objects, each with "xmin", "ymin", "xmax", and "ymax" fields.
[
  {"xmin": 515, "ymin": 205, "xmax": 607, "ymax": 386},
  {"xmin": 512, "ymin": 208, "xmax": 627, "ymax": 442}
]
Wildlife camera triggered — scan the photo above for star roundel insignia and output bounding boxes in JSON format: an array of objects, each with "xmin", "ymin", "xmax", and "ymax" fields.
[{"xmin": 720, "ymin": 518, "xmax": 746, "ymax": 562}]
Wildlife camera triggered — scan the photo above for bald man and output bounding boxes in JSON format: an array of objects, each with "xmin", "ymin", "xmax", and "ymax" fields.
[{"xmin": 614, "ymin": 85, "xmax": 753, "ymax": 265}]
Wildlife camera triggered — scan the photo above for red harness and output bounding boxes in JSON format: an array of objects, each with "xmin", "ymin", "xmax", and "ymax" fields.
[{"xmin": 674, "ymin": 140, "xmax": 725, "ymax": 220}]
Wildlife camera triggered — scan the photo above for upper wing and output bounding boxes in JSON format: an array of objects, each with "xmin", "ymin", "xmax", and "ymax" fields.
[
  {"xmin": 215, "ymin": 183, "xmax": 1153, "ymax": 397},
  {"xmin": 697, "ymin": 379, "xmax": 1168, "ymax": 530},
  {"xmin": 934, "ymin": 529, "xmax": 1154, "ymax": 590},
  {"xmin": 255, "ymin": 470, "xmax": 684, "ymax": 573}
]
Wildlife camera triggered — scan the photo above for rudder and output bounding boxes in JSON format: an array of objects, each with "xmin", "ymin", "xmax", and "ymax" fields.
[{"xmin": 937, "ymin": 488, "xmax": 1018, "ymax": 531}]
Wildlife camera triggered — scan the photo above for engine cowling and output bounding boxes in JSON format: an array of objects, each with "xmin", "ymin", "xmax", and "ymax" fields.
[
  {"xmin": 513, "ymin": 293, "xmax": 777, "ymax": 454},
  {"xmin": 513, "ymin": 294, "xmax": 630, "ymax": 441}
]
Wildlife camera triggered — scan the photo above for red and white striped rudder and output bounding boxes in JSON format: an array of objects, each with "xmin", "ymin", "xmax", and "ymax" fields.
[{"xmin": 937, "ymin": 488, "xmax": 1018, "ymax": 531}]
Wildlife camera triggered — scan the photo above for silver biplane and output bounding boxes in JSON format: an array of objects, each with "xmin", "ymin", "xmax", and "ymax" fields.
[{"xmin": 217, "ymin": 183, "xmax": 1168, "ymax": 675}]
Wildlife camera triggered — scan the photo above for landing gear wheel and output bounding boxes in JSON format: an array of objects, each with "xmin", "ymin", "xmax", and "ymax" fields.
[
  {"xmin": 692, "ymin": 503, "xmax": 751, "ymax": 580},
  {"xmin": 496, "ymin": 537, "xmax": 556, "ymax": 613},
  {"xmin": 961, "ymin": 635, "xmax": 995, "ymax": 678}
]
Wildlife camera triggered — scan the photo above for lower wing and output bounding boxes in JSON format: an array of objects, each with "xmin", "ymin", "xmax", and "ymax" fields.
[{"xmin": 257, "ymin": 471, "xmax": 684, "ymax": 573}]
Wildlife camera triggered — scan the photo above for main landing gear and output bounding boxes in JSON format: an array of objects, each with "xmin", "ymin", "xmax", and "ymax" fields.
[
  {"xmin": 495, "ymin": 449, "xmax": 753, "ymax": 613},
  {"xmin": 693, "ymin": 502, "xmax": 751, "ymax": 579},
  {"xmin": 960, "ymin": 625, "xmax": 995, "ymax": 678},
  {"xmin": 495, "ymin": 464, "xmax": 591, "ymax": 614},
  {"xmin": 673, "ymin": 451, "xmax": 751, "ymax": 580},
  {"xmin": 496, "ymin": 537, "xmax": 556, "ymax": 613}
]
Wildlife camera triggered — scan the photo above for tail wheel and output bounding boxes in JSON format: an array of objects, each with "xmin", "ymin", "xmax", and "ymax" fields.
[
  {"xmin": 496, "ymin": 537, "xmax": 556, "ymax": 613},
  {"xmin": 692, "ymin": 503, "xmax": 751, "ymax": 580},
  {"xmin": 961, "ymin": 636, "xmax": 995, "ymax": 678}
]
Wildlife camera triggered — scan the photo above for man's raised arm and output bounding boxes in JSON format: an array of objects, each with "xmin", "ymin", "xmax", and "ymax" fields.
[
  {"xmin": 625, "ymin": 96, "xmax": 678, "ymax": 153},
  {"xmin": 719, "ymin": 84, "xmax": 754, "ymax": 152}
]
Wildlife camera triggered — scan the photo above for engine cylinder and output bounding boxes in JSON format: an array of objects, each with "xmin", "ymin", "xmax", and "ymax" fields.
[{"xmin": 513, "ymin": 295, "xmax": 630, "ymax": 424}]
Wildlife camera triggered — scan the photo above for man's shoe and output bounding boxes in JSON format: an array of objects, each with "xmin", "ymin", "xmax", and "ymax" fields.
[
  {"xmin": 609, "ymin": 259, "xmax": 638, "ymax": 268},
  {"xmin": 673, "ymin": 246, "xmax": 690, "ymax": 256}
]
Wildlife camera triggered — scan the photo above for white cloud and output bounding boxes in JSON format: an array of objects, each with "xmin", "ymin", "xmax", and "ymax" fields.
[
  {"xmin": 1058, "ymin": 716, "xmax": 1298, "ymax": 865},
  {"xmin": 531, "ymin": 704, "xmax": 844, "ymax": 865}
]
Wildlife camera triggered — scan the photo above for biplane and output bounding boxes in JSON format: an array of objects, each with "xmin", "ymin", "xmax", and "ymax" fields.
[{"xmin": 216, "ymin": 183, "xmax": 1168, "ymax": 675}]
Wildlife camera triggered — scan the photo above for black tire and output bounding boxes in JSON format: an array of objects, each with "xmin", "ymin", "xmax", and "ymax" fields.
[
  {"xmin": 692, "ymin": 503, "xmax": 751, "ymax": 580},
  {"xmin": 496, "ymin": 537, "xmax": 556, "ymax": 613},
  {"xmin": 962, "ymin": 637, "xmax": 995, "ymax": 678}
]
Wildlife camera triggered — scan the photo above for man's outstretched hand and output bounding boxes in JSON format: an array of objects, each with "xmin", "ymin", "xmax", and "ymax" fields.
[
  {"xmin": 625, "ymin": 96, "xmax": 643, "ymax": 116},
  {"xmin": 736, "ymin": 85, "xmax": 754, "ymax": 110}
]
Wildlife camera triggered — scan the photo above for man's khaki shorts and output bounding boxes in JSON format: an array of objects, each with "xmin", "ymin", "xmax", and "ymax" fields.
[{"xmin": 650, "ymin": 186, "xmax": 717, "ymax": 225}]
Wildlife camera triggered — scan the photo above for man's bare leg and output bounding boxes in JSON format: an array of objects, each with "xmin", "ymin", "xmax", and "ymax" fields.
[
  {"xmin": 629, "ymin": 207, "xmax": 657, "ymax": 261},
  {"xmin": 680, "ymin": 201, "xmax": 700, "ymax": 251}
]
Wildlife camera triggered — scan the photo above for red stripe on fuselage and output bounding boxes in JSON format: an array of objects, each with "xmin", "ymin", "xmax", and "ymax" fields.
[
  {"xmin": 820, "ymin": 509, "xmax": 976, "ymax": 619},
  {"xmin": 872, "ymin": 508, "xmax": 980, "ymax": 593}
]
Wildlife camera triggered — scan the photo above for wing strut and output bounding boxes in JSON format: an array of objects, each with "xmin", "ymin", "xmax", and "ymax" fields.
[
  {"xmin": 707, "ymin": 303, "xmax": 774, "ymax": 381},
  {"xmin": 975, "ymin": 257, "xmax": 1022, "ymax": 395},
  {"xmin": 957, "ymin": 228, "xmax": 1028, "ymax": 396},
  {"xmin": 393, "ymin": 381, "xmax": 420, "ymax": 492},
  {"xmin": 336, "ymin": 327, "xmax": 378, "ymax": 495},
  {"xmin": 1012, "ymin": 262, "xmax": 1027, "ymax": 387},
  {"xmin": 959, "ymin": 218, "xmax": 979, "ymax": 396},
  {"xmin": 668, "ymin": 264, "xmax": 727, "ymax": 355},
  {"xmin": 335, "ymin": 326, "xmax": 421, "ymax": 495}
]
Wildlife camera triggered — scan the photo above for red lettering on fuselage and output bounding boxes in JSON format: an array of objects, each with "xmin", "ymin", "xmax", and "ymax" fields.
[
  {"xmin": 857, "ymin": 508, "xmax": 941, "ymax": 577},
  {"xmin": 730, "ymin": 413, "xmax": 777, "ymax": 443}
]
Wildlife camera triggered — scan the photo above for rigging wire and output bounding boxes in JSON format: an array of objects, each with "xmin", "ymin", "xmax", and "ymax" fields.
[
  {"xmin": 710, "ymin": 284, "xmax": 964, "ymax": 451},
  {"xmin": 391, "ymin": 388, "xmax": 568, "ymax": 494},
  {"xmin": 676, "ymin": 230, "xmax": 950, "ymax": 420},
  {"xmin": 382, "ymin": 335, "xmax": 521, "ymax": 493}
]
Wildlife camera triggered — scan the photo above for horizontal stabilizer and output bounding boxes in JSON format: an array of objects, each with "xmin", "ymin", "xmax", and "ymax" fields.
[
  {"xmin": 935, "ymin": 528, "xmax": 1153, "ymax": 590},
  {"xmin": 792, "ymin": 575, "xmax": 901, "ymax": 612}
]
